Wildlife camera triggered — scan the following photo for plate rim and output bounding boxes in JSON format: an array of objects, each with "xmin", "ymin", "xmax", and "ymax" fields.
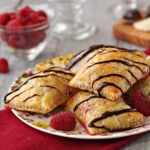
[{"xmin": 12, "ymin": 109, "xmax": 150, "ymax": 140}]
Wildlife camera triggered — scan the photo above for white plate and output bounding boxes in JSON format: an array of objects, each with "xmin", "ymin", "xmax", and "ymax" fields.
[
  {"xmin": 9, "ymin": 54, "xmax": 150, "ymax": 139},
  {"xmin": 12, "ymin": 109, "xmax": 150, "ymax": 139}
]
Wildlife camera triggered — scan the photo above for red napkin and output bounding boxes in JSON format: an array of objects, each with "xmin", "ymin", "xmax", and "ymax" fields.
[{"xmin": 0, "ymin": 108, "xmax": 147, "ymax": 150}]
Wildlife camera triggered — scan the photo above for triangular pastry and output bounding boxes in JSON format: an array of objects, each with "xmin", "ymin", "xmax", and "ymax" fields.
[
  {"xmin": 69, "ymin": 47, "xmax": 150, "ymax": 100},
  {"xmin": 65, "ymin": 91, "xmax": 144, "ymax": 135},
  {"xmin": 4, "ymin": 67, "xmax": 77, "ymax": 114}
]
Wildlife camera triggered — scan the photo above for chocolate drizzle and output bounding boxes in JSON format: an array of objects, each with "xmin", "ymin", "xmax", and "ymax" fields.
[
  {"xmin": 73, "ymin": 95, "xmax": 97, "ymax": 112},
  {"xmin": 65, "ymin": 44, "xmax": 138, "ymax": 70},
  {"xmin": 4, "ymin": 67, "xmax": 73, "ymax": 104},
  {"xmin": 23, "ymin": 94, "xmax": 40, "ymax": 102},
  {"xmin": 43, "ymin": 67, "xmax": 74, "ymax": 76},
  {"xmin": 88, "ymin": 108, "xmax": 137, "ymax": 130},
  {"xmin": 97, "ymin": 82, "xmax": 123, "ymax": 97},
  {"xmin": 92, "ymin": 74, "xmax": 132, "ymax": 88},
  {"xmin": 86, "ymin": 59, "xmax": 145, "ymax": 73}
]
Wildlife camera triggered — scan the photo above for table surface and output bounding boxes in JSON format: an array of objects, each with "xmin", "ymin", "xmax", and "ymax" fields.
[{"xmin": 0, "ymin": 0, "xmax": 150, "ymax": 149}]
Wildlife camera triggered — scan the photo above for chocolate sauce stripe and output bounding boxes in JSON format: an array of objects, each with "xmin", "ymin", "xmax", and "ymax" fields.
[
  {"xmin": 66, "ymin": 45, "xmax": 108, "ymax": 70},
  {"xmin": 98, "ymin": 82, "xmax": 123, "ymax": 97},
  {"xmin": 91, "ymin": 74, "xmax": 132, "ymax": 88},
  {"xmin": 88, "ymin": 108, "xmax": 137, "ymax": 129},
  {"xmin": 73, "ymin": 95, "xmax": 97, "ymax": 112},
  {"xmin": 127, "ymin": 70, "xmax": 138, "ymax": 81},
  {"xmin": 39, "ymin": 85, "xmax": 61, "ymax": 94},
  {"xmin": 86, "ymin": 59, "xmax": 144, "ymax": 74},
  {"xmin": 4, "ymin": 73, "xmax": 67, "ymax": 104},
  {"xmin": 66, "ymin": 44, "xmax": 140, "ymax": 70},
  {"xmin": 23, "ymin": 94, "xmax": 40, "ymax": 102},
  {"xmin": 123, "ymin": 57, "xmax": 149, "ymax": 67},
  {"xmin": 4, "ymin": 86, "xmax": 33, "ymax": 103},
  {"xmin": 86, "ymin": 49, "xmax": 128, "ymax": 63},
  {"xmin": 43, "ymin": 68, "xmax": 74, "ymax": 76}
]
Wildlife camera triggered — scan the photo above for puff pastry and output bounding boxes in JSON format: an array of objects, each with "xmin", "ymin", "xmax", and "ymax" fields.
[
  {"xmin": 127, "ymin": 74, "xmax": 150, "ymax": 100},
  {"xmin": 4, "ymin": 67, "xmax": 77, "ymax": 114},
  {"xmin": 69, "ymin": 47, "xmax": 150, "ymax": 100},
  {"xmin": 65, "ymin": 91, "xmax": 144, "ymax": 135},
  {"xmin": 66, "ymin": 45, "xmax": 147, "ymax": 73}
]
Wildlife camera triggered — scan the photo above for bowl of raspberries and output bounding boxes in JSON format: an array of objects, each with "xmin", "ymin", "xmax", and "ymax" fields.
[{"xmin": 0, "ymin": 6, "xmax": 50, "ymax": 61}]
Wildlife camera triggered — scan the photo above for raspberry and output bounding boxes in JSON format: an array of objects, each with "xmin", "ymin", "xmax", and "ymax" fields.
[
  {"xmin": 0, "ymin": 58, "xmax": 9, "ymax": 73},
  {"xmin": 37, "ymin": 10, "xmax": 48, "ymax": 18},
  {"xmin": 131, "ymin": 90, "xmax": 150, "ymax": 116},
  {"xmin": 8, "ymin": 35, "xmax": 26, "ymax": 48},
  {"xmin": 0, "ymin": 13, "xmax": 10, "ymax": 25},
  {"xmin": 9, "ymin": 12, "xmax": 16, "ymax": 20},
  {"xmin": 6, "ymin": 20, "xmax": 24, "ymax": 33},
  {"xmin": 38, "ymin": 16, "xmax": 47, "ymax": 23},
  {"xmin": 144, "ymin": 48, "xmax": 150, "ymax": 55},
  {"xmin": 17, "ymin": 6, "xmax": 34, "ymax": 23},
  {"xmin": 50, "ymin": 112, "xmax": 76, "ymax": 131}
]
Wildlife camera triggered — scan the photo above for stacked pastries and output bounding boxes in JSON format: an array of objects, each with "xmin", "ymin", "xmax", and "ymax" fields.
[
  {"xmin": 65, "ymin": 45, "xmax": 150, "ymax": 135},
  {"xmin": 3, "ymin": 45, "xmax": 150, "ymax": 135}
]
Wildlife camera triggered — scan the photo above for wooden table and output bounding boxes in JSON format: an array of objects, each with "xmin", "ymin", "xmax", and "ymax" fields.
[{"xmin": 0, "ymin": 0, "xmax": 150, "ymax": 149}]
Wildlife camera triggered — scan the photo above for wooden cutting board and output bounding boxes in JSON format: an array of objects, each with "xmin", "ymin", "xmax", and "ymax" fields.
[{"xmin": 113, "ymin": 18, "xmax": 150, "ymax": 48}]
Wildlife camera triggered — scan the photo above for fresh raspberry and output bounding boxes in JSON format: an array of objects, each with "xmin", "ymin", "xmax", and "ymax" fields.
[
  {"xmin": 0, "ymin": 58, "xmax": 9, "ymax": 73},
  {"xmin": 6, "ymin": 20, "xmax": 24, "ymax": 33},
  {"xmin": 38, "ymin": 16, "xmax": 47, "ymax": 23},
  {"xmin": 28, "ymin": 12, "xmax": 39, "ymax": 25},
  {"xmin": 37, "ymin": 10, "xmax": 48, "ymax": 18},
  {"xmin": 17, "ymin": 6, "xmax": 34, "ymax": 23},
  {"xmin": 9, "ymin": 12, "xmax": 16, "ymax": 20},
  {"xmin": 131, "ymin": 90, "xmax": 150, "ymax": 116},
  {"xmin": 8, "ymin": 34, "xmax": 26, "ymax": 48},
  {"xmin": 0, "ymin": 13, "xmax": 11, "ymax": 25},
  {"xmin": 50, "ymin": 112, "xmax": 76, "ymax": 131},
  {"xmin": 144, "ymin": 48, "xmax": 150, "ymax": 55}
]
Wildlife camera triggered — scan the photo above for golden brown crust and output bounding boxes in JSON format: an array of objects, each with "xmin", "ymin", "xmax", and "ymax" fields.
[
  {"xmin": 65, "ymin": 91, "xmax": 144, "ymax": 135},
  {"xmin": 69, "ymin": 48, "xmax": 150, "ymax": 100},
  {"xmin": 4, "ymin": 67, "xmax": 77, "ymax": 114}
]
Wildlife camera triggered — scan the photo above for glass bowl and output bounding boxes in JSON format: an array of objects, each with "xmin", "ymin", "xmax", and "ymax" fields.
[{"xmin": 0, "ymin": 6, "xmax": 50, "ymax": 61}]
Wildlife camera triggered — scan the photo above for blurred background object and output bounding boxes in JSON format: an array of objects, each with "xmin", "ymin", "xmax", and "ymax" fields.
[{"xmin": 48, "ymin": 0, "xmax": 96, "ymax": 40}]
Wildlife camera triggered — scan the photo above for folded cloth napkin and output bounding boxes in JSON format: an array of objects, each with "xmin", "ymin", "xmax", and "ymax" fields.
[{"xmin": 0, "ymin": 108, "xmax": 147, "ymax": 150}]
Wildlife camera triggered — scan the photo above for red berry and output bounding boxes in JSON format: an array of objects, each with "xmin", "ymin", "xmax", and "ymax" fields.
[
  {"xmin": 0, "ymin": 13, "xmax": 11, "ymax": 25},
  {"xmin": 50, "ymin": 112, "xmax": 76, "ymax": 131},
  {"xmin": 131, "ymin": 90, "xmax": 150, "ymax": 116},
  {"xmin": 144, "ymin": 48, "xmax": 150, "ymax": 55},
  {"xmin": 6, "ymin": 20, "xmax": 24, "ymax": 33},
  {"xmin": 37, "ymin": 10, "xmax": 48, "ymax": 18},
  {"xmin": 8, "ymin": 34, "xmax": 26, "ymax": 48},
  {"xmin": 38, "ymin": 16, "xmax": 47, "ymax": 23},
  {"xmin": 9, "ymin": 12, "xmax": 16, "ymax": 20},
  {"xmin": 0, "ymin": 58, "xmax": 9, "ymax": 73},
  {"xmin": 17, "ymin": 6, "xmax": 34, "ymax": 23}
]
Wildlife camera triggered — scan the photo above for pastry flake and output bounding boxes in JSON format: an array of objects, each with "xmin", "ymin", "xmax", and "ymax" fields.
[
  {"xmin": 4, "ymin": 67, "xmax": 77, "ymax": 114},
  {"xmin": 65, "ymin": 91, "xmax": 144, "ymax": 135},
  {"xmin": 69, "ymin": 48, "xmax": 150, "ymax": 100}
]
